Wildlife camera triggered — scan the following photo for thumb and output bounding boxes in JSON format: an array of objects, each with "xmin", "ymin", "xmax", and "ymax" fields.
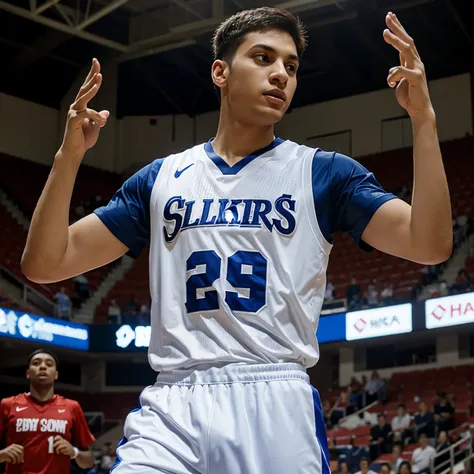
[{"xmin": 98, "ymin": 110, "xmax": 110, "ymax": 128}]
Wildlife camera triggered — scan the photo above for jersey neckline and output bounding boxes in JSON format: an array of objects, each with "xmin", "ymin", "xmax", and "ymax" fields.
[{"xmin": 204, "ymin": 137, "xmax": 285, "ymax": 175}]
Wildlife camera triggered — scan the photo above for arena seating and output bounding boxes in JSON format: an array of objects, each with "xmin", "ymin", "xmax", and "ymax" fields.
[
  {"xmin": 2, "ymin": 135, "xmax": 474, "ymax": 320},
  {"xmin": 326, "ymin": 363, "xmax": 474, "ymax": 455},
  {"xmin": 0, "ymin": 152, "xmax": 122, "ymax": 303}
]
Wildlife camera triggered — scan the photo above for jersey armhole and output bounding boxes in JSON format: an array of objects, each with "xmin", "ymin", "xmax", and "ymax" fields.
[{"xmin": 302, "ymin": 149, "xmax": 333, "ymax": 256}]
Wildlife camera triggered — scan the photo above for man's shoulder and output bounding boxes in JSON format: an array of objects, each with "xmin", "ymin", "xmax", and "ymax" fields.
[{"xmin": 1, "ymin": 393, "xmax": 26, "ymax": 408}]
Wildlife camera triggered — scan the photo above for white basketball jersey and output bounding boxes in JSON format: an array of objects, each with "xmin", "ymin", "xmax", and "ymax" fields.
[{"xmin": 147, "ymin": 139, "xmax": 331, "ymax": 371}]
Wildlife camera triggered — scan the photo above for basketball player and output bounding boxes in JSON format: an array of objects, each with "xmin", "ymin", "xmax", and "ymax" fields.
[
  {"xmin": 0, "ymin": 349, "xmax": 95, "ymax": 473},
  {"xmin": 21, "ymin": 7, "xmax": 451, "ymax": 474}
]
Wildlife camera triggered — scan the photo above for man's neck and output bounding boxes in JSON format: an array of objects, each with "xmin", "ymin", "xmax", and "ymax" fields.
[
  {"xmin": 29, "ymin": 385, "xmax": 55, "ymax": 403},
  {"xmin": 212, "ymin": 112, "xmax": 275, "ymax": 167}
]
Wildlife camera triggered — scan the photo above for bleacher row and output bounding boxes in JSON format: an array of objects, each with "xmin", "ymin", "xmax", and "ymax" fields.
[
  {"xmin": 325, "ymin": 364, "xmax": 474, "ymax": 460},
  {"xmin": 1, "ymin": 135, "xmax": 474, "ymax": 322}
]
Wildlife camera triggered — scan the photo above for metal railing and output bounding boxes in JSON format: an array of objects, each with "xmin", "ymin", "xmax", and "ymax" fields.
[
  {"xmin": 429, "ymin": 433, "xmax": 473, "ymax": 474},
  {"xmin": 0, "ymin": 265, "xmax": 57, "ymax": 316}
]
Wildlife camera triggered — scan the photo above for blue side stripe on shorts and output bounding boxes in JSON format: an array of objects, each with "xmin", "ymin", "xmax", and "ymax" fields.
[
  {"xmin": 312, "ymin": 386, "xmax": 330, "ymax": 474},
  {"xmin": 111, "ymin": 400, "xmax": 142, "ymax": 472}
]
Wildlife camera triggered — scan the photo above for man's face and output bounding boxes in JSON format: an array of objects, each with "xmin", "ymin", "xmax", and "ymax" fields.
[
  {"xmin": 420, "ymin": 435, "xmax": 428, "ymax": 447},
  {"xmin": 393, "ymin": 446, "xmax": 401, "ymax": 458},
  {"xmin": 397, "ymin": 406, "xmax": 405, "ymax": 417},
  {"xmin": 27, "ymin": 353, "xmax": 58, "ymax": 386},
  {"xmin": 378, "ymin": 415, "xmax": 386, "ymax": 426},
  {"xmin": 213, "ymin": 29, "xmax": 299, "ymax": 127},
  {"xmin": 360, "ymin": 461, "xmax": 369, "ymax": 473}
]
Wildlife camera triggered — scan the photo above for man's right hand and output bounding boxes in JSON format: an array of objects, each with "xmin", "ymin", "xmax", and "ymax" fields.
[
  {"xmin": 0, "ymin": 444, "xmax": 24, "ymax": 464},
  {"xmin": 58, "ymin": 58, "xmax": 110, "ymax": 162}
]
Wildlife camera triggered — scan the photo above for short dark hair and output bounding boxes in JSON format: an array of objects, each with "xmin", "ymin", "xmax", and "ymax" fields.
[
  {"xmin": 28, "ymin": 349, "xmax": 59, "ymax": 368},
  {"xmin": 398, "ymin": 404, "xmax": 406, "ymax": 410},
  {"xmin": 380, "ymin": 463, "xmax": 392, "ymax": 471},
  {"xmin": 360, "ymin": 458, "xmax": 369, "ymax": 465},
  {"xmin": 212, "ymin": 7, "xmax": 307, "ymax": 62}
]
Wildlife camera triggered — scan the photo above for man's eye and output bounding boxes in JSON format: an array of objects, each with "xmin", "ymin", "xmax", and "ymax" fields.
[{"xmin": 254, "ymin": 54, "xmax": 269, "ymax": 62}]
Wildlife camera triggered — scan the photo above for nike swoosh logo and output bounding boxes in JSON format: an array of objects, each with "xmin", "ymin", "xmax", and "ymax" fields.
[
  {"xmin": 174, "ymin": 163, "xmax": 194, "ymax": 178},
  {"xmin": 16, "ymin": 407, "xmax": 27, "ymax": 412},
  {"xmin": 58, "ymin": 409, "xmax": 66, "ymax": 413}
]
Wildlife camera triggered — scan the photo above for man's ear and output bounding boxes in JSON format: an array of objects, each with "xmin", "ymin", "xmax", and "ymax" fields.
[
  {"xmin": 211, "ymin": 59, "xmax": 229, "ymax": 90},
  {"xmin": 55, "ymin": 371, "xmax": 58, "ymax": 381},
  {"xmin": 26, "ymin": 369, "xmax": 30, "ymax": 380}
]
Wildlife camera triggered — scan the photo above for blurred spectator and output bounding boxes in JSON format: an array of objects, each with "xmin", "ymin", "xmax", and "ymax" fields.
[
  {"xmin": 355, "ymin": 457, "xmax": 377, "ymax": 474},
  {"xmin": 434, "ymin": 392, "xmax": 455, "ymax": 431},
  {"xmin": 349, "ymin": 376, "xmax": 363, "ymax": 409},
  {"xmin": 108, "ymin": 299, "xmax": 122, "ymax": 325},
  {"xmin": 413, "ymin": 401, "xmax": 435, "ymax": 439},
  {"xmin": 379, "ymin": 463, "xmax": 392, "ymax": 474},
  {"xmin": 126, "ymin": 294, "xmax": 140, "ymax": 313},
  {"xmin": 398, "ymin": 461, "xmax": 412, "ymax": 474},
  {"xmin": 73, "ymin": 274, "xmax": 90, "ymax": 301},
  {"xmin": 391, "ymin": 444, "xmax": 404, "ymax": 474},
  {"xmin": 451, "ymin": 269, "xmax": 472, "ymax": 294},
  {"xmin": 381, "ymin": 283, "xmax": 394, "ymax": 305},
  {"xmin": 347, "ymin": 276, "xmax": 363, "ymax": 310},
  {"xmin": 370, "ymin": 414, "xmax": 392, "ymax": 459},
  {"xmin": 434, "ymin": 430, "xmax": 451, "ymax": 473},
  {"xmin": 330, "ymin": 390, "xmax": 354, "ymax": 426},
  {"xmin": 339, "ymin": 460, "xmax": 350, "ymax": 474},
  {"xmin": 364, "ymin": 371, "xmax": 383, "ymax": 404},
  {"xmin": 99, "ymin": 442, "xmax": 116, "ymax": 473},
  {"xmin": 138, "ymin": 303, "xmax": 150, "ymax": 325},
  {"xmin": 325, "ymin": 281, "xmax": 336, "ymax": 302},
  {"xmin": 367, "ymin": 280, "xmax": 379, "ymax": 307},
  {"xmin": 391, "ymin": 404, "xmax": 412, "ymax": 443},
  {"xmin": 322, "ymin": 399, "xmax": 332, "ymax": 429},
  {"xmin": 438, "ymin": 280, "xmax": 449, "ymax": 297},
  {"xmin": 54, "ymin": 286, "xmax": 71, "ymax": 320},
  {"xmin": 411, "ymin": 433, "xmax": 436, "ymax": 473}
]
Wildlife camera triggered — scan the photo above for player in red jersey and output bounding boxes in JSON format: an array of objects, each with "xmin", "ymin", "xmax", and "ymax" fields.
[{"xmin": 0, "ymin": 349, "xmax": 96, "ymax": 473}]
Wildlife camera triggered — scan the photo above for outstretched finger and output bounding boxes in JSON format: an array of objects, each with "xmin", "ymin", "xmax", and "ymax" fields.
[
  {"xmin": 72, "ymin": 75, "xmax": 102, "ymax": 111},
  {"xmin": 383, "ymin": 29, "xmax": 416, "ymax": 68},
  {"xmin": 82, "ymin": 58, "xmax": 100, "ymax": 90},
  {"xmin": 386, "ymin": 13, "xmax": 420, "ymax": 58}
]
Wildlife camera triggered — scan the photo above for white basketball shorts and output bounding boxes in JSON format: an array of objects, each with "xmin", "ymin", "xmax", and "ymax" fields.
[{"xmin": 111, "ymin": 363, "xmax": 330, "ymax": 474}]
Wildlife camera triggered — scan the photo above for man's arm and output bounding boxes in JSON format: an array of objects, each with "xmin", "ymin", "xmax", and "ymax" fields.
[
  {"xmin": 75, "ymin": 448, "xmax": 95, "ymax": 469},
  {"xmin": 361, "ymin": 13, "xmax": 451, "ymax": 265},
  {"xmin": 21, "ymin": 59, "xmax": 127, "ymax": 283},
  {"xmin": 362, "ymin": 117, "xmax": 451, "ymax": 264}
]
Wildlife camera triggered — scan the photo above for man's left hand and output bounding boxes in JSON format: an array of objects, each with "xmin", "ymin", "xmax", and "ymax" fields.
[
  {"xmin": 53, "ymin": 436, "xmax": 75, "ymax": 458},
  {"xmin": 383, "ymin": 12, "xmax": 434, "ymax": 121}
]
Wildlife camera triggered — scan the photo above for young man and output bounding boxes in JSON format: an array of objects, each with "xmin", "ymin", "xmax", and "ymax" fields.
[
  {"xmin": 21, "ymin": 7, "xmax": 451, "ymax": 474},
  {"xmin": 0, "ymin": 349, "xmax": 95, "ymax": 473}
]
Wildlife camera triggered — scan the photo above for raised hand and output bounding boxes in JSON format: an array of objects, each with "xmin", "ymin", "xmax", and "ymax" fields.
[
  {"xmin": 59, "ymin": 58, "xmax": 110, "ymax": 161},
  {"xmin": 383, "ymin": 12, "xmax": 434, "ymax": 121},
  {"xmin": 0, "ymin": 444, "xmax": 24, "ymax": 464}
]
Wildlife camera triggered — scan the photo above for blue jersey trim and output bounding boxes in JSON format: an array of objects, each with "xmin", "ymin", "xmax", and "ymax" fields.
[
  {"xmin": 94, "ymin": 159, "xmax": 164, "ymax": 258},
  {"xmin": 312, "ymin": 386, "xmax": 331, "ymax": 474},
  {"xmin": 204, "ymin": 138, "xmax": 285, "ymax": 175},
  {"xmin": 311, "ymin": 150, "xmax": 398, "ymax": 250},
  {"xmin": 111, "ymin": 400, "xmax": 142, "ymax": 472}
]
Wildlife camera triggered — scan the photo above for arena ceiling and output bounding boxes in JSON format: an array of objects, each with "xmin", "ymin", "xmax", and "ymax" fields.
[{"xmin": 0, "ymin": 0, "xmax": 473, "ymax": 117}]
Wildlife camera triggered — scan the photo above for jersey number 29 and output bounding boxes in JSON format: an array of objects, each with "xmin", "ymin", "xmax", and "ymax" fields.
[{"xmin": 186, "ymin": 250, "xmax": 267, "ymax": 313}]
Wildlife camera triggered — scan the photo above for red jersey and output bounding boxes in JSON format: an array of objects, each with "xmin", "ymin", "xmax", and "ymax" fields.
[{"xmin": 0, "ymin": 393, "xmax": 95, "ymax": 474}]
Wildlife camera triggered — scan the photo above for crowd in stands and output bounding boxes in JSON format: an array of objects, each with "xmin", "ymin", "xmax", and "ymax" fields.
[
  {"xmin": 106, "ymin": 294, "xmax": 150, "ymax": 326},
  {"xmin": 324, "ymin": 368, "xmax": 474, "ymax": 474}
]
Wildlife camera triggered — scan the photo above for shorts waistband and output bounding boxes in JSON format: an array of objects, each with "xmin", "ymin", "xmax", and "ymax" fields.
[{"xmin": 156, "ymin": 363, "xmax": 309, "ymax": 385}]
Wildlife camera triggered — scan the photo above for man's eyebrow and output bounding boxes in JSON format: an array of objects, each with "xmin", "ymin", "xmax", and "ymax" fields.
[{"xmin": 250, "ymin": 44, "xmax": 299, "ymax": 62}]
